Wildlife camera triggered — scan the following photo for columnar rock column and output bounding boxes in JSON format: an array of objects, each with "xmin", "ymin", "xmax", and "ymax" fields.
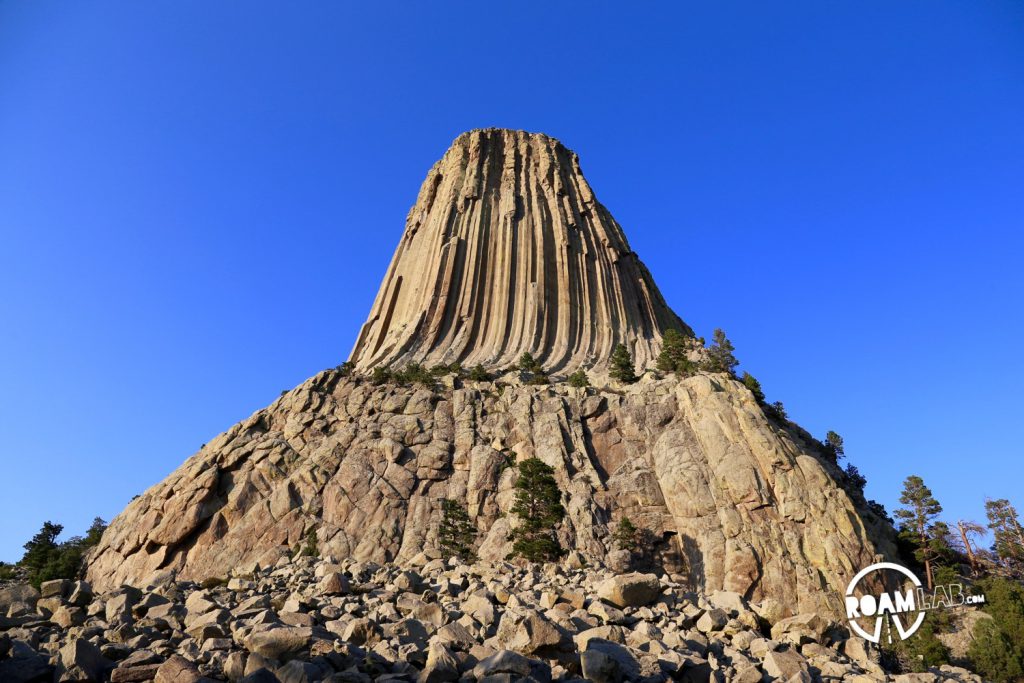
[{"xmin": 349, "ymin": 128, "xmax": 689, "ymax": 374}]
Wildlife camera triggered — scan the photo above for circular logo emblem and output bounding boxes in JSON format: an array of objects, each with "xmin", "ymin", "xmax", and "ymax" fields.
[{"xmin": 845, "ymin": 562, "xmax": 925, "ymax": 643}]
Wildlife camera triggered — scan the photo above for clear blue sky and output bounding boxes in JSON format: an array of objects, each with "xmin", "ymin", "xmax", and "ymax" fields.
[{"xmin": 1, "ymin": 2, "xmax": 1022, "ymax": 562}]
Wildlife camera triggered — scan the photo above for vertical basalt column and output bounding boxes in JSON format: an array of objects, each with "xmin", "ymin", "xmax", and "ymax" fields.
[{"xmin": 349, "ymin": 128, "xmax": 690, "ymax": 374}]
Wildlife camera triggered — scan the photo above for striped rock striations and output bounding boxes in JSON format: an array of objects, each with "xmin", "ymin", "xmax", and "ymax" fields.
[
  {"xmin": 349, "ymin": 128, "xmax": 689, "ymax": 374},
  {"xmin": 83, "ymin": 130, "xmax": 896, "ymax": 622}
]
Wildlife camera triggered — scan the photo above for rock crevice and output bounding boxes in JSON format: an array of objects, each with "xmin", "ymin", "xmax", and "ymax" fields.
[{"xmin": 85, "ymin": 372, "xmax": 894, "ymax": 618}]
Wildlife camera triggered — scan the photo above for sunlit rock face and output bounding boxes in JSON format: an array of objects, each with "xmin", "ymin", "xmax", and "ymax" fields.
[
  {"xmin": 348, "ymin": 128, "xmax": 689, "ymax": 374},
  {"xmin": 84, "ymin": 129, "xmax": 896, "ymax": 620}
]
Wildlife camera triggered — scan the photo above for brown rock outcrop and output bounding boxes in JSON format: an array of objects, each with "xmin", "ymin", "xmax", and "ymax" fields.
[
  {"xmin": 349, "ymin": 128, "xmax": 688, "ymax": 374},
  {"xmin": 84, "ymin": 370, "xmax": 893, "ymax": 617}
]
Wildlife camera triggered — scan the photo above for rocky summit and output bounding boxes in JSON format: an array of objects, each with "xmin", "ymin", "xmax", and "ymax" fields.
[
  {"xmin": 0, "ymin": 555, "xmax": 984, "ymax": 683},
  {"xmin": 348, "ymin": 128, "xmax": 688, "ymax": 374}
]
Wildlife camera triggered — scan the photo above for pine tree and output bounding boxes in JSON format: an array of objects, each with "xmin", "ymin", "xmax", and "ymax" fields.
[
  {"xmin": 510, "ymin": 458, "xmax": 565, "ymax": 562},
  {"xmin": 517, "ymin": 352, "xmax": 542, "ymax": 374},
  {"xmin": 567, "ymin": 369, "xmax": 590, "ymax": 388},
  {"xmin": 20, "ymin": 522, "xmax": 63, "ymax": 588},
  {"xmin": 986, "ymin": 498, "xmax": 1024, "ymax": 573},
  {"xmin": 706, "ymin": 328, "xmax": 738, "ymax": 375},
  {"xmin": 824, "ymin": 431, "xmax": 845, "ymax": 462},
  {"xmin": 656, "ymin": 329, "xmax": 694, "ymax": 376},
  {"xmin": 894, "ymin": 475, "xmax": 945, "ymax": 589},
  {"xmin": 468, "ymin": 364, "xmax": 491, "ymax": 381},
  {"xmin": 953, "ymin": 520, "xmax": 987, "ymax": 574},
  {"xmin": 438, "ymin": 499, "xmax": 477, "ymax": 562},
  {"xmin": 844, "ymin": 464, "xmax": 867, "ymax": 493},
  {"xmin": 609, "ymin": 344, "xmax": 638, "ymax": 384},
  {"xmin": 611, "ymin": 517, "xmax": 640, "ymax": 552},
  {"xmin": 741, "ymin": 372, "xmax": 765, "ymax": 403}
]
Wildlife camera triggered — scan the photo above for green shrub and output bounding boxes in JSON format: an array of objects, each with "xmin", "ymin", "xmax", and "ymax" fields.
[
  {"xmin": 300, "ymin": 528, "xmax": 318, "ymax": 558},
  {"xmin": 335, "ymin": 361, "xmax": 355, "ymax": 377},
  {"xmin": 371, "ymin": 366, "xmax": 394, "ymax": 385},
  {"xmin": 468, "ymin": 365, "xmax": 491, "ymax": 381},
  {"xmin": 567, "ymin": 369, "xmax": 590, "ymax": 388},
  {"xmin": 526, "ymin": 370, "xmax": 550, "ymax": 385},
  {"xmin": 397, "ymin": 362, "xmax": 434, "ymax": 386},
  {"xmin": 968, "ymin": 577, "xmax": 1024, "ymax": 682},
  {"xmin": 611, "ymin": 517, "xmax": 640, "ymax": 553}
]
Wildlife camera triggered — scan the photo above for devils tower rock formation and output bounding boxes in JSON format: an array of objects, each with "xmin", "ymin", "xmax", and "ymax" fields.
[
  {"xmin": 349, "ymin": 128, "xmax": 689, "ymax": 374},
  {"xmin": 84, "ymin": 129, "xmax": 894, "ymax": 619}
]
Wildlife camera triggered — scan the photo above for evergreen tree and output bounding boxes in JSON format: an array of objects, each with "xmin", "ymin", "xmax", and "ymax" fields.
[
  {"xmin": 741, "ymin": 372, "xmax": 765, "ymax": 403},
  {"xmin": 766, "ymin": 401, "xmax": 788, "ymax": 422},
  {"xmin": 510, "ymin": 458, "xmax": 565, "ymax": 562},
  {"xmin": 844, "ymin": 464, "xmax": 867, "ymax": 493},
  {"xmin": 438, "ymin": 499, "xmax": 477, "ymax": 562},
  {"xmin": 517, "ymin": 352, "xmax": 542, "ymax": 374},
  {"xmin": 468, "ymin": 364, "xmax": 491, "ymax": 381},
  {"xmin": 20, "ymin": 521, "xmax": 63, "ymax": 587},
  {"xmin": 824, "ymin": 430, "xmax": 845, "ymax": 462},
  {"xmin": 82, "ymin": 517, "xmax": 107, "ymax": 548},
  {"xmin": 609, "ymin": 344, "xmax": 638, "ymax": 384},
  {"xmin": 986, "ymin": 498, "xmax": 1024, "ymax": 573},
  {"xmin": 18, "ymin": 518, "xmax": 107, "ymax": 588},
  {"xmin": 567, "ymin": 369, "xmax": 590, "ymax": 388},
  {"xmin": 706, "ymin": 328, "xmax": 738, "ymax": 375},
  {"xmin": 611, "ymin": 517, "xmax": 640, "ymax": 553},
  {"xmin": 894, "ymin": 475, "xmax": 945, "ymax": 589},
  {"xmin": 656, "ymin": 329, "xmax": 695, "ymax": 376},
  {"xmin": 953, "ymin": 519, "xmax": 987, "ymax": 574}
]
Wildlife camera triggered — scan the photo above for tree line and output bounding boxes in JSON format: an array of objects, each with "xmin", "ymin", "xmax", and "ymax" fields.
[
  {"xmin": 884, "ymin": 474, "xmax": 1024, "ymax": 680},
  {"xmin": 0, "ymin": 518, "xmax": 107, "ymax": 589}
]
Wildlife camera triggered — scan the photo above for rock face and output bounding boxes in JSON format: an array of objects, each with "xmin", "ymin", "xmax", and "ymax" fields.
[
  {"xmin": 85, "ymin": 369, "xmax": 893, "ymax": 618},
  {"xmin": 84, "ymin": 128, "xmax": 895, "ymax": 622},
  {"xmin": 349, "ymin": 128, "xmax": 688, "ymax": 374}
]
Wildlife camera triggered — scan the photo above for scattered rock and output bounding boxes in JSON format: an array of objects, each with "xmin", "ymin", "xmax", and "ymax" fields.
[
  {"xmin": 762, "ymin": 648, "xmax": 809, "ymax": 680},
  {"xmin": 55, "ymin": 638, "xmax": 105, "ymax": 682},
  {"xmin": 771, "ymin": 613, "xmax": 832, "ymax": 645},
  {"xmin": 154, "ymin": 654, "xmax": 204, "ymax": 683},
  {"xmin": 472, "ymin": 649, "xmax": 551, "ymax": 683},
  {"xmin": 0, "ymin": 554, "xmax": 987, "ymax": 683},
  {"xmin": 597, "ymin": 573, "xmax": 662, "ymax": 608}
]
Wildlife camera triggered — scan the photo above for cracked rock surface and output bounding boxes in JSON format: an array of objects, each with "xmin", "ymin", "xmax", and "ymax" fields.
[{"xmin": 85, "ymin": 370, "xmax": 893, "ymax": 618}]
